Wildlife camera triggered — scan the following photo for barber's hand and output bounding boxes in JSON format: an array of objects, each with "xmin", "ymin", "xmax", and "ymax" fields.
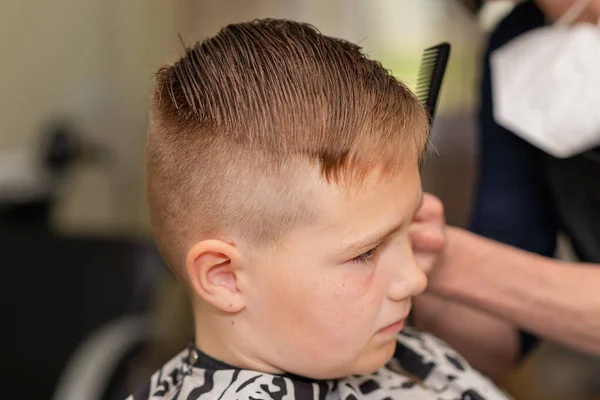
[{"xmin": 410, "ymin": 193, "xmax": 446, "ymax": 275}]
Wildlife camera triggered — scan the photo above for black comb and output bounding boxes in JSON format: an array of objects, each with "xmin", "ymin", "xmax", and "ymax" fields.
[{"xmin": 416, "ymin": 42, "xmax": 451, "ymax": 126}]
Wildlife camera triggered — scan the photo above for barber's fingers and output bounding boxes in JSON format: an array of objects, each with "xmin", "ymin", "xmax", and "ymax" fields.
[
  {"xmin": 414, "ymin": 252, "xmax": 437, "ymax": 274},
  {"xmin": 413, "ymin": 193, "xmax": 445, "ymax": 223},
  {"xmin": 409, "ymin": 222, "xmax": 445, "ymax": 251}
]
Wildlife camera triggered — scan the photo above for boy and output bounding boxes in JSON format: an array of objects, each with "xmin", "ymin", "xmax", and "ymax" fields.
[{"xmin": 129, "ymin": 19, "xmax": 511, "ymax": 400}]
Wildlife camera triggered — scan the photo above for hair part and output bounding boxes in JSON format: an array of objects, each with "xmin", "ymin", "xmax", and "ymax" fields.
[{"xmin": 146, "ymin": 19, "xmax": 429, "ymax": 279}]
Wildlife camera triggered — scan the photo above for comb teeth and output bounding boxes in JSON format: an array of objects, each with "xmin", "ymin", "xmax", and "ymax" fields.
[
  {"xmin": 416, "ymin": 49, "xmax": 441, "ymax": 103},
  {"xmin": 415, "ymin": 42, "xmax": 451, "ymax": 126}
]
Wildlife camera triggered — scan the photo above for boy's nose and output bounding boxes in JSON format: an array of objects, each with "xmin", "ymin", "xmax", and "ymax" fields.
[{"xmin": 387, "ymin": 248, "xmax": 427, "ymax": 301}]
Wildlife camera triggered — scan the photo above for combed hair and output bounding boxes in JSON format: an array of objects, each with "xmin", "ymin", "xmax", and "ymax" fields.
[{"xmin": 147, "ymin": 19, "xmax": 429, "ymax": 278}]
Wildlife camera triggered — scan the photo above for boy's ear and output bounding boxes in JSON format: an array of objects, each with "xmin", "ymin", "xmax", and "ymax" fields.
[{"xmin": 186, "ymin": 239, "xmax": 246, "ymax": 313}]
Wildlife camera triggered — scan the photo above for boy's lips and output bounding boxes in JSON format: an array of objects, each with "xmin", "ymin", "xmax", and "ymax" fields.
[{"xmin": 378, "ymin": 318, "xmax": 406, "ymax": 335}]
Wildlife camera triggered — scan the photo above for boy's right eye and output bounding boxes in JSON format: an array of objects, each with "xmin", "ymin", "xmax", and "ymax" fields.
[{"xmin": 350, "ymin": 246, "xmax": 380, "ymax": 264}]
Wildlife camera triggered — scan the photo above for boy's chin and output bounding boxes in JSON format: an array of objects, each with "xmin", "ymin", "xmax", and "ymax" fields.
[
  {"xmin": 300, "ymin": 339, "xmax": 397, "ymax": 380},
  {"xmin": 350, "ymin": 339, "xmax": 398, "ymax": 376}
]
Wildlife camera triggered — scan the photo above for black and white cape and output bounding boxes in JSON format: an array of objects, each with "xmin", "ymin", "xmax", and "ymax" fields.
[{"xmin": 127, "ymin": 327, "xmax": 512, "ymax": 400}]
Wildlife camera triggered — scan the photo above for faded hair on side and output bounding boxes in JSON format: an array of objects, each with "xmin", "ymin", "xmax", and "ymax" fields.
[{"xmin": 147, "ymin": 19, "xmax": 429, "ymax": 278}]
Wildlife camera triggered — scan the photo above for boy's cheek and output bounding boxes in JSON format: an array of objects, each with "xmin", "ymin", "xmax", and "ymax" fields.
[
  {"xmin": 327, "ymin": 278, "xmax": 385, "ymax": 331},
  {"xmin": 337, "ymin": 261, "xmax": 377, "ymax": 288},
  {"xmin": 253, "ymin": 261, "xmax": 382, "ymax": 330}
]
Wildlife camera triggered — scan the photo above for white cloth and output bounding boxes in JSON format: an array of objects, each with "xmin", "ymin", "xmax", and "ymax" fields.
[{"xmin": 491, "ymin": 0, "xmax": 600, "ymax": 158}]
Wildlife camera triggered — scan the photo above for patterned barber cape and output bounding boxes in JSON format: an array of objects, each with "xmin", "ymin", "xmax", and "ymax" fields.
[{"xmin": 126, "ymin": 327, "xmax": 512, "ymax": 400}]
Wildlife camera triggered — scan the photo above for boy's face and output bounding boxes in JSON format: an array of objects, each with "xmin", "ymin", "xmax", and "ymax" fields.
[{"xmin": 239, "ymin": 164, "xmax": 426, "ymax": 379}]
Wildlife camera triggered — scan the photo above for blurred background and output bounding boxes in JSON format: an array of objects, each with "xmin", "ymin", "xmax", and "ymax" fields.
[{"xmin": 0, "ymin": 1, "xmax": 597, "ymax": 399}]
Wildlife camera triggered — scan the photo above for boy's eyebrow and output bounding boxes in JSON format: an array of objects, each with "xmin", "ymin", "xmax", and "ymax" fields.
[
  {"xmin": 341, "ymin": 191, "xmax": 424, "ymax": 254},
  {"xmin": 342, "ymin": 223, "xmax": 404, "ymax": 254}
]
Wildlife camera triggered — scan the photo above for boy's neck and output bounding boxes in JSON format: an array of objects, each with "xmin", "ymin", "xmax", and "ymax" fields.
[{"xmin": 194, "ymin": 313, "xmax": 284, "ymax": 375}]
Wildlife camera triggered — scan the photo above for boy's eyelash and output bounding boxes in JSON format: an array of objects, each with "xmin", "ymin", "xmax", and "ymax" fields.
[{"xmin": 351, "ymin": 246, "xmax": 380, "ymax": 264}]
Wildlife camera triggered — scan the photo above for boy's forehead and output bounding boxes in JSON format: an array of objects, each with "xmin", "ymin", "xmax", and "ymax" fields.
[{"xmin": 309, "ymin": 165, "xmax": 422, "ymax": 229}]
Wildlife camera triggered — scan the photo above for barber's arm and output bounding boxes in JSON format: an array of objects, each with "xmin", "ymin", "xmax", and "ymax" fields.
[
  {"xmin": 431, "ymin": 226, "xmax": 600, "ymax": 355},
  {"xmin": 410, "ymin": 195, "xmax": 519, "ymax": 379},
  {"xmin": 412, "ymin": 292, "xmax": 519, "ymax": 379},
  {"xmin": 410, "ymin": 194, "xmax": 600, "ymax": 373}
]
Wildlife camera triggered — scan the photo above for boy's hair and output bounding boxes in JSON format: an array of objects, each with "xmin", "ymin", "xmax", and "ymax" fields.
[{"xmin": 147, "ymin": 19, "xmax": 429, "ymax": 279}]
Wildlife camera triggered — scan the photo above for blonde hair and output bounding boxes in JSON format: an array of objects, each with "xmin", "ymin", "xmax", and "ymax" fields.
[{"xmin": 146, "ymin": 19, "xmax": 429, "ymax": 278}]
